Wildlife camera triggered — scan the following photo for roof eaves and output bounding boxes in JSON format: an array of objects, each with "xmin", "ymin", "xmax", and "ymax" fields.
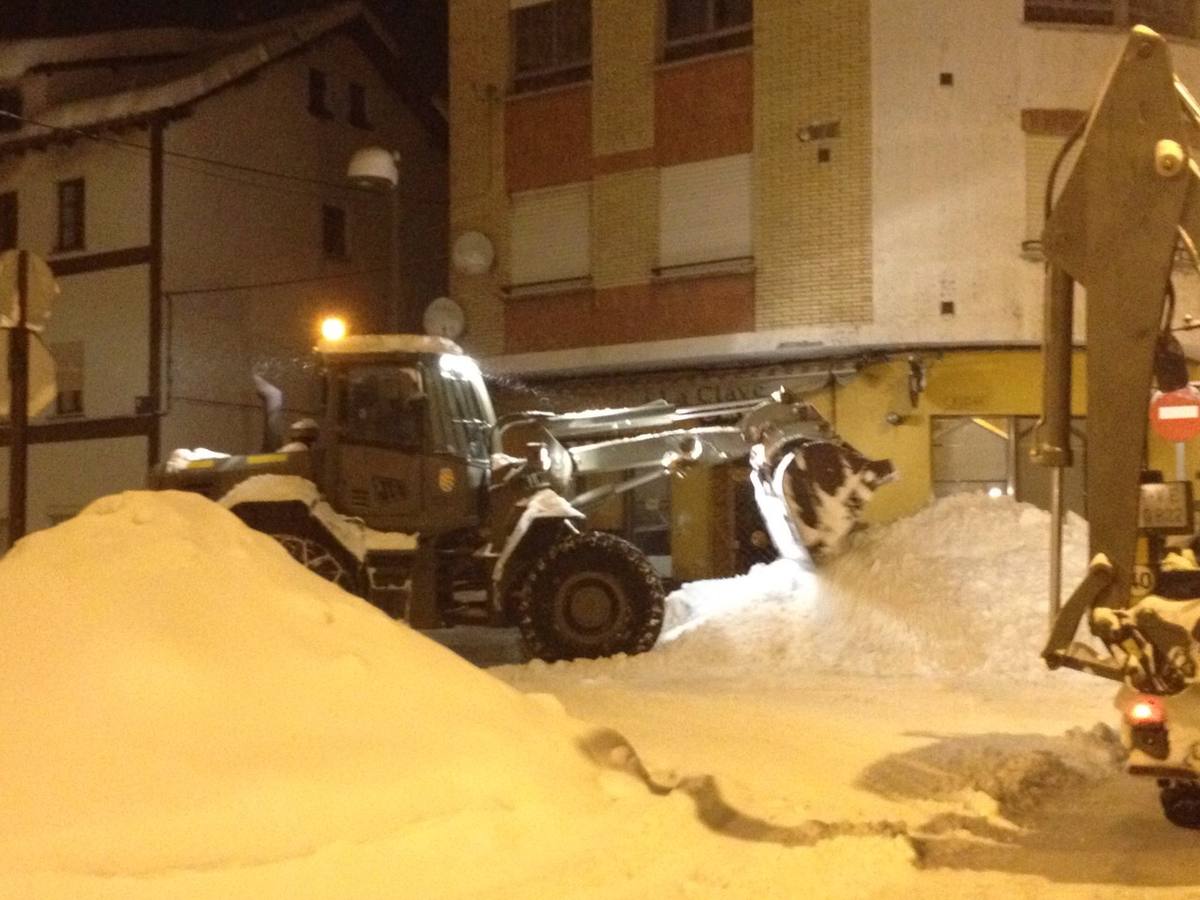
[{"xmin": 0, "ymin": 3, "xmax": 371, "ymax": 152}]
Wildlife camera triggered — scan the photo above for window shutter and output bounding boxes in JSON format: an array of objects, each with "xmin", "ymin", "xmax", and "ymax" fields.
[
  {"xmin": 659, "ymin": 154, "xmax": 752, "ymax": 268},
  {"xmin": 511, "ymin": 182, "xmax": 591, "ymax": 285},
  {"xmin": 1025, "ymin": 134, "xmax": 1077, "ymax": 244}
]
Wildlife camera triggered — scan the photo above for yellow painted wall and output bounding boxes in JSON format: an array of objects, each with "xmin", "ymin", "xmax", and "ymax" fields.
[
  {"xmin": 810, "ymin": 349, "xmax": 1089, "ymax": 525},
  {"xmin": 806, "ymin": 348, "xmax": 1099, "ymax": 525}
]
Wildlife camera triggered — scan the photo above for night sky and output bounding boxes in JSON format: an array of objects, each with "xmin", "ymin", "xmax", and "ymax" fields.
[{"xmin": 0, "ymin": 0, "xmax": 447, "ymax": 98}]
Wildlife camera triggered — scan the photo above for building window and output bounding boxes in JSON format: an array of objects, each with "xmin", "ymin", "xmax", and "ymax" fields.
[
  {"xmin": 322, "ymin": 204, "xmax": 347, "ymax": 259},
  {"xmin": 50, "ymin": 341, "xmax": 84, "ymax": 417},
  {"xmin": 931, "ymin": 415, "xmax": 1087, "ymax": 516},
  {"xmin": 308, "ymin": 68, "xmax": 332, "ymax": 118},
  {"xmin": 0, "ymin": 192, "xmax": 16, "ymax": 251},
  {"xmin": 0, "ymin": 88, "xmax": 21, "ymax": 132},
  {"xmin": 663, "ymin": 0, "xmax": 752, "ymax": 62},
  {"xmin": 56, "ymin": 179, "xmax": 85, "ymax": 252},
  {"xmin": 1024, "ymin": 0, "xmax": 1196, "ymax": 38},
  {"xmin": 658, "ymin": 154, "xmax": 752, "ymax": 269},
  {"xmin": 511, "ymin": 0, "xmax": 592, "ymax": 94},
  {"xmin": 510, "ymin": 182, "xmax": 591, "ymax": 285},
  {"xmin": 348, "ymin": 82, "xmax": 371, "ymax": 128}
]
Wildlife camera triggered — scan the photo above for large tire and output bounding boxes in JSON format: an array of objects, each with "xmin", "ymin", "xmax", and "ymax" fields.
[
  {"xmin": 515, "ymin": 531, "xmax": 665, "ymax": 662},
  {"xmin": 1161, "ymin": 782, "xmax": 1200, "ymax": 829}
]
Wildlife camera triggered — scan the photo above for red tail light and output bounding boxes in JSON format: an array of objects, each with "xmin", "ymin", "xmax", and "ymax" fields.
[{"xmin": 1127, "ymin": 695, "xmax": 1166, "ymax": 726}]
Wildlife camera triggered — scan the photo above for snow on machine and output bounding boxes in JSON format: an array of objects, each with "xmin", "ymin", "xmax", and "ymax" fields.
[
  {"xmin": 1036, "ymin": 26, "xmax": 1200, "ymax": 827},
  {"xmin": 151, "ymin": 333, "xmax": 894, "ymax": 662}
]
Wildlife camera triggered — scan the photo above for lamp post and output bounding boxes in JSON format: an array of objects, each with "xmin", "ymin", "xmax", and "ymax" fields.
[{"xmin": 347, "ymin": 147, "xmax": 402, "ymax": 334}]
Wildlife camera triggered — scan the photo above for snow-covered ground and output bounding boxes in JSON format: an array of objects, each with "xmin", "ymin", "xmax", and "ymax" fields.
[{"xmin": 0, "ymin": 491, "xmax": 1193, "ymax": 898}]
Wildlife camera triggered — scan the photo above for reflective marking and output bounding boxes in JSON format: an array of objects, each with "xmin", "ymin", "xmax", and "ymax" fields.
[
  {"xmin": 187, "ymin": 459, "xmax": 217, "ymax": 469},
  {"xmin": 247, "ymin": 453, "xmax": 287, "ymax": 465},
  {"xmin": 1159, "ymin": 406, "xmax": 1200, "ymax": 420}
]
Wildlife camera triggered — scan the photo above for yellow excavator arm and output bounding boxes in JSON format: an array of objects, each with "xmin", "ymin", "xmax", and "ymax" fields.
[{"xmin": 1038, "ymin": 27, "xmax": 1200, "ymax": 690}]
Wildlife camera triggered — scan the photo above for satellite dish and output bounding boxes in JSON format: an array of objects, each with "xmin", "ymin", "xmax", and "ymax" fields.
[
  {"xmin": 423, "ymin": 296, "xmax": 465, "ymax": 340},
  {"xmin": 452, "ymin": 231, "xmax": 494, "ymax": 275}
]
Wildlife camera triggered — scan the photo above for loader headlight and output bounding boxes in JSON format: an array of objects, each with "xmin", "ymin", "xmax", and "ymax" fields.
[{"xmin": 320, "ymin": 315, "xmax": 348, "ymax": 342}]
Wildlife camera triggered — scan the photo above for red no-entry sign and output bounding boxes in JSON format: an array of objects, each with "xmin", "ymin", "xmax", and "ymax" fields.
[{"xmin": 1151, "ymin": 387, "xmax": 1200, "ymax": 442}]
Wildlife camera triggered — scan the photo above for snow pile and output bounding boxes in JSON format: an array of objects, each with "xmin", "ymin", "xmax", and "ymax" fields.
[
  {"xmin": 0, "ymin": 491, "xmax": 642, "ymax": 877},
  {"xmin": 859, "ymin": 724, "xmax": 1123, "ymax": 822},
  {"xmin": 649, "ymin": 495, "xmax": 1088, "ymax": 681}
]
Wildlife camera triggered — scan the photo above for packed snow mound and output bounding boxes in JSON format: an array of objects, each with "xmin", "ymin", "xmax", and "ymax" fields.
[
  {"xmin": 580, "ymin": 494, "xmax": 1086, "ymax": 682},
  {"xmin": 0, "ymin": 491, "xmax": 643, "ymax": 876},
  {"xmin": 859, "ymin": 723, "xmax": 1122, "ymax": 822}
]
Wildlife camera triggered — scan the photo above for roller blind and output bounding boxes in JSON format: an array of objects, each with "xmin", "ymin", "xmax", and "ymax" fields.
[
  {"xmin": 511, "ymin": 182, "xmax": 591, "ymax": 285},
  {"xmin": 1025, "ymin": 134, "xmax": 1078, "ymax": 244},
  {"xmin": 659, "ymin": 153, "xmax": 752, "ymax": 267}
]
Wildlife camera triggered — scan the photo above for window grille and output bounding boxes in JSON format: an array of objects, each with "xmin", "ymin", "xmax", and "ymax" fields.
[
  {"xmin": 322, "ymin": 204, "xmax": 347, "ymax": 259},
  {"xmin": 308, "ymin": 68, "xmax": 332, "ymax": 117},
  {"xmin": 349, "ymin": 82, "xmax": 370, "ymax": 128},
  {"xmin": 56, "ymin": 179, "xmax": 85, "ymax": 252},
  {"xmin": 0, "ymin": 192, "xmax": 15, "ymax": 251}
]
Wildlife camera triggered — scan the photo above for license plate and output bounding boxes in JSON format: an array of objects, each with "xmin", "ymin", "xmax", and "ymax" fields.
[{"xmin": 1139, "ymin": 481, "xmax": 1194, "ymax": 535}]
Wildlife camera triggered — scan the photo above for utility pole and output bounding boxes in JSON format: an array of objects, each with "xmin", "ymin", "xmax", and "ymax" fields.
[
  {"xmin": 7, "ymin": 250, "xmax": 28, "ymax": 547},
  {"xmin": 2, "ymin": 249, "xmax": 58, "ymax": 550}
]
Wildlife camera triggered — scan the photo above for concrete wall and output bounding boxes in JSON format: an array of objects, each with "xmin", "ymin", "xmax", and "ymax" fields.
[
  {"xmin": 0, "ymin": 140, "xmax": 153, "ymax": 422},
  {"xmin": 0, "ymin": 436, "xmax": 149, "ymax": 544},
  {"xmin": 871, "ymin": 1, "xmax": 1200, "ymax": 346},
  {"xmin": 162, "ymin": 31, "xmax": 448, "ymax": 456}
]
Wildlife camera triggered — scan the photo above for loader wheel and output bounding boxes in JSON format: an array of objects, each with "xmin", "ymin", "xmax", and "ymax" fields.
[
  {"xmin": 1160, "ymin": 782, "xmax": 1200, "ymax": 829},
  {"xmin": 516, "ymin": 531, "xmax": 665, "ymax": 662},
  {"xmin": 271, "ymin": 532, "xmax": 358, "ymax": 593}
]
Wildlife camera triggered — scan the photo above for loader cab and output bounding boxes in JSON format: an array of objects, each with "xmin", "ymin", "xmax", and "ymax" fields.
[{"xmin": 317, "ymin": 336, "xmax": 495, "ymax": 535}]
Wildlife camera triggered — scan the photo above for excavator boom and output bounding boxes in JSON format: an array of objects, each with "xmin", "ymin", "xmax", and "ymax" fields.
[{"xmin": 1038, "ymin": 27, "xmax": 1200, "ymax": 688}]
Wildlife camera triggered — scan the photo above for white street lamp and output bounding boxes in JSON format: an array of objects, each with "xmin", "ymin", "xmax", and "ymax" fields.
[{"xmin": 347, "ymin": 147, "xmax": 402, "ymax": 333}]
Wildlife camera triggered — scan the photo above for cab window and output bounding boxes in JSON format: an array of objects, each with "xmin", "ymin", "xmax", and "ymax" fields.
[{"xmin": 335, "ymin": 365, "xmax": 424, "ymax": 447}]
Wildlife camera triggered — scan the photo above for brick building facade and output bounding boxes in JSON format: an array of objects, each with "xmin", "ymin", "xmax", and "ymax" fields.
[{"xmin": 448, "ymin": 0, "xmax": 1200, "ymax": 577}]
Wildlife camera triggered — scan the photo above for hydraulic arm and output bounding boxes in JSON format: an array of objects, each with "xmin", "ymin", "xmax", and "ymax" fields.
[{"xmin": 1038, "ymin": 26, "xmax": 1200, "ymax": 688}]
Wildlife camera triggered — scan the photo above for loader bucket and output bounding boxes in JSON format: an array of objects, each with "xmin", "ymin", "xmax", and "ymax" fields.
[{"xmin": 753, "ymin": 440, "xmax": 895, "ymax": 561}]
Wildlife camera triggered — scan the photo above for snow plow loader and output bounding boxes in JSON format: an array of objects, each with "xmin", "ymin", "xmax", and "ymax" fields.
[
  {"xmin": 151, "ymin": 334, "xmax": 893, "ymax": 662},
  {"xmin": 1036, "ymin": 26, "xmax": 1200, "ymax": 827}
]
